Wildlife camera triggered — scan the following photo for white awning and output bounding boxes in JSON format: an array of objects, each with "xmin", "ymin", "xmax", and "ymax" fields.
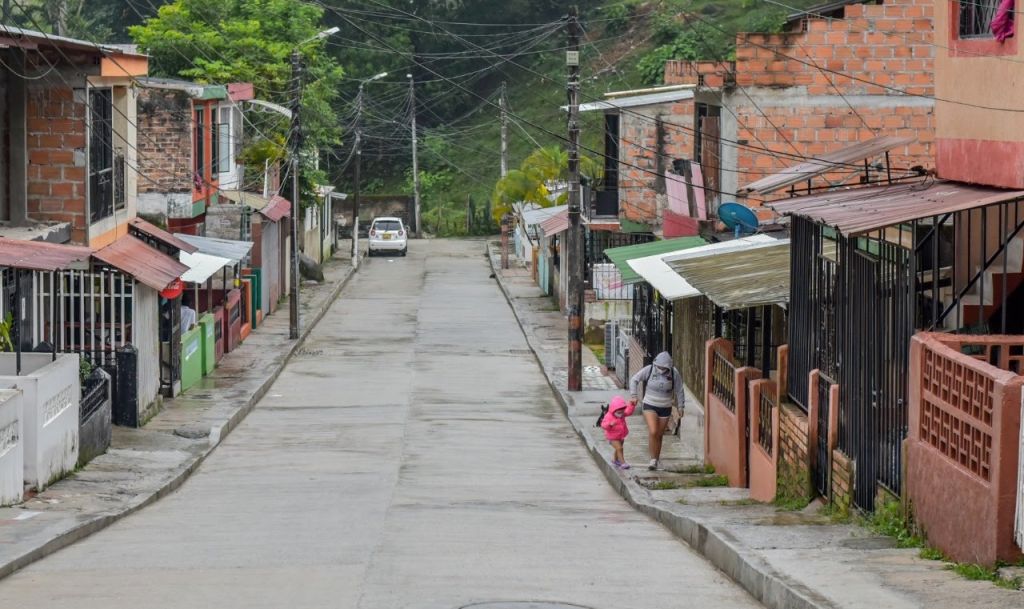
[
  {"xmin": 179, "ymin": 251, "xmax": 232, "ymax": 284},
  {"xmin": 626, "ymin": 235, "xmax": 779, "ymax": 301}
]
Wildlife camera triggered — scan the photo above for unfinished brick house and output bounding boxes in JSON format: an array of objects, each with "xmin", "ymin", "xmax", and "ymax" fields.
[{"xmin": 136, "ymin": 78, "xmax": 251, "ymax": 235}]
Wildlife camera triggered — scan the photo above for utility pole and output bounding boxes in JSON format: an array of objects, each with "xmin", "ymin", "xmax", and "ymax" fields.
[
  {"xmin": 288, "ymin": 50, "xmax": 302, "ymax": 340},
  {"xmin": 500, "ymin": 81, "xmax": 509, "ymax": 178},
  {"xmin": 409, "ymin": 73, "xmax": 422, "ymax": 238},
  {"xmin": 566, "ymin": 7, "xmax": 583, "ymax": 392},
  {"xmin": 351, "ymin": 86, "xmax": 363, "ymax": 260}
]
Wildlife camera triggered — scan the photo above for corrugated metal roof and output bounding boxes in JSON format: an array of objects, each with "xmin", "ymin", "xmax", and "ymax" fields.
[
  {"xmin": 93, "ymin": 235, "xmax": 189, "ymax": 291},
  {"xmin": 258, "ymin": 196, "xmax": 291, "ymax": 222},
  {"xmin": 739, "ymin": 135, "xmax": 915, "ymax": 195},
  {"xmin": 539, "ymin": 210, "xmax": 569, "ymax": 236},
  {"xmin": 129, "ymin": 218, "xmax": 197, "ymax": 253},
  {"xmin": 667, "ymin": 240, "xmax": 791, "ymax": 310},
  {"xmin": 522, "ymin": 204, "xmax": 568, "ymax": 227},
  {"xmin": 174, "ymin": 233, "xmax": 252, "ymax": 265},
  {"xmin": 0, "ymin": 238, "xmax": 91, "ymax": 271},
  {"xmin": 578, "ymin": 87, "xmax": 695, "ymax": 112},
  {"xmin": 179, "ymin": 251, "xmax": 232, "ymax": 284},
  {"xmin": 768, "ymin": 180, "xmax": 1024, "ymax": 235},
  {"xmin": 605, "ymin": 237, "xmax": 708, "ymax": 284},
  {"xmin": 627, "ymin": 235, "xmax": 779, "ymax": 300}
]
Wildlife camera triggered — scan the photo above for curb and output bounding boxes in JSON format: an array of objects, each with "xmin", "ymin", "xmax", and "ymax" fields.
[
  {"xmin": 0, "ymin": 260, "xmax": 359, "ymax": 582},
  {"xmin": 486, "ymin": 244, "xmax": 833, "ymax": 609}
]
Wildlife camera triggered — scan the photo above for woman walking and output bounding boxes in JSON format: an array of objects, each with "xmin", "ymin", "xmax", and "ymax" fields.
[{"xmin": 629, "ymin": 351, "xmax": 685, "ymax": 470}]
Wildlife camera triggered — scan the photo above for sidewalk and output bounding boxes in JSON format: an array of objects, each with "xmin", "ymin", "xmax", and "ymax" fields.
[
  {"xmin": 0, "ymin": 249, "xmax": 357, "ymax": 581},
  {"xmin": 489, "ymin": 243, "xmax": 1022, "ymax": 609}
]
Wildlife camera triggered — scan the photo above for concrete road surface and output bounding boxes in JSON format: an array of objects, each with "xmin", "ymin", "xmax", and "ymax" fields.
[{"xmin": 0, "ymin": 240, "xmax": 760, "ymax": 609}]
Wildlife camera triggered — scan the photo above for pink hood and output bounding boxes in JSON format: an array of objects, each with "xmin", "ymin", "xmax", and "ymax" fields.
[{"xmin": 601, "ymin": 396, "xmax": 635, "ymax": 441}]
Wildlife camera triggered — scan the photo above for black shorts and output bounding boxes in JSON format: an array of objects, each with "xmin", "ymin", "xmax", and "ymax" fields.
[{"xmin": 642, "ymin": 404, "xmax": 672, "ymax": 418}]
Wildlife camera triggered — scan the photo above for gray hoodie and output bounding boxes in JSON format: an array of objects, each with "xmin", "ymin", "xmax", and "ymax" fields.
[{"xmin": 629, "ymin": 351, "xmax": 685, "ymax": 409}]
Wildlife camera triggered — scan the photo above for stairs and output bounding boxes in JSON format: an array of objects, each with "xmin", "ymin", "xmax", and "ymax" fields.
[{"xmin": 955, "ymin": 236, "xmax": 1024, "ymax": 330}]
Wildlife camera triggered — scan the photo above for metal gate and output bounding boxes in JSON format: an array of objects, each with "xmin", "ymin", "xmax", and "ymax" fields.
[{"xmin": 842, "ymin": 242, "xmax": 914, "ymax": 510}]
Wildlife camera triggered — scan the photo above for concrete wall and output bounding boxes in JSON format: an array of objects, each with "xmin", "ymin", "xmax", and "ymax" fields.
[
  {"xmin": 0, "ymin": 353, "xmax": 79, "ymax": 490},
  {"xmin": 0, "ymin": 389, "xmax": 24, "ymax": 506},
  {"xmin": 749, "ymin": 378, "xmax": 780, "ymax": 502},
  {"xmin": 205, "ymin": 202, "xmax": 248, "ymax": 242},
  {"xmin": 935, "ymin": 0, "xmax": 1024, "ymax": 187},
  {"xmin": 906, "ymin": 333, "xmax": 1024, "ymax": 565},
  {"xmin": 134, "ymin": 284, "xmax": 161, "ymax": 421}
]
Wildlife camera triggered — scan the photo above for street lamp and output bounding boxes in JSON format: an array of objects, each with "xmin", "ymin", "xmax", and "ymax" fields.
[
  {"xmin": 351, "ymin": 71, "xmax": 389, "ymax": 259},
  {"xmin": 287, "ymin": 27, "xmax": 338, "ymax": 340}
]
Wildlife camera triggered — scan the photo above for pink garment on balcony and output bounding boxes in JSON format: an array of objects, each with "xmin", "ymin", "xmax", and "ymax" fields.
[{"xmin": 991, "ymin": 0, "xmax": 1015, "ymax": 42}]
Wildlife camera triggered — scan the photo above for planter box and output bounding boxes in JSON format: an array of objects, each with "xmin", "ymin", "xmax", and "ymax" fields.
[
  {"xmin": 0, "ymin": 389, "xmax": 24, "ymax": 506},
  {"xmin": 180, "ymin": 326, "xmax": 203, "ymax": 393},
  {"xmin": 0, "ymin": 354, "xmax": 79, "ymax": 490}
]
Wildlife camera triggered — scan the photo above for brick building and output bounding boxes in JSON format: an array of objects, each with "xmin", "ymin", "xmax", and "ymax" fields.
[
  {"xmin": 136, "ymin": 78, "xmax": 251, "ymax": 235},
  {"xmin": 0, "ymin": 27, "xmax": 148, "ymax": 247}
]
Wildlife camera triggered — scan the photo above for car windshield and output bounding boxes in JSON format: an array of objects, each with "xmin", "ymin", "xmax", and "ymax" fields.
[{"xmin": 373, "ymin": 220, "xmax": 402, "ymax": 231}]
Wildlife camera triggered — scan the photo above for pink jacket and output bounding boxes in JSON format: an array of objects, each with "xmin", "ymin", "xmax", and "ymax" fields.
[{"xmin": 601, "ymin": 396, "xmax": 635, "ymax": 441}]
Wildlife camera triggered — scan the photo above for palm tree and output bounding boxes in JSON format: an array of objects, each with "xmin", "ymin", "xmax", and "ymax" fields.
[{"xmin": 491, "ymin": 145, "xmax": 603, "ymax": 222}]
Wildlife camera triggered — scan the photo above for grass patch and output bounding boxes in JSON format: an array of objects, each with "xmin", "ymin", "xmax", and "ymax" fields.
[
  {"xmin": 863, "ymin": 496, "xmax": 923, "ymax": 548},
  {"xmin": 719, "ymin": 498, "xmax": 760, "ymax": 506},
  {"xmin": 685, "ymin": 474, "xmax": 729, "ymax": 488},
  {"xmin": 677, "ymin": 463, "xmax": 716, "ymax": 474},
  {"xmin": 819, "ymin": 500, "xmax": 853, "ymax": 523},
  {"xmin": 587, "ymin": 343, "xmax": 606, "ymax": 365},
  {"xmin": 774, "ymin": 495, "xmax": 812, "ymax": 511},
  {"xmin": 919, "ymin": 546, "xmax": 945, "ymax": 561},
  {"xmin": 651, "ymin": 480, "xmax": 682, "ymax": 490},
  {"xmin": 945, "ymin": 562, "xmax": 1021, "ymax": 589},
  {"xmin": 773, "ymin": 458, "xmax": 812, "ymax": 511}
]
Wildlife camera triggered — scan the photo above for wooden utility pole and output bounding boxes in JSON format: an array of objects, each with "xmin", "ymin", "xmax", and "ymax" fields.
[
  {"xmin": 500, "ymin": 81, "xmax": 509, "ymax": 178},
  {"xmin": 566, "ymin": 6, "xmax": 583, "ymax": 392},
  {"xmin": 409, "ymin": 74, "xmax": 422, "ymax": 237}
]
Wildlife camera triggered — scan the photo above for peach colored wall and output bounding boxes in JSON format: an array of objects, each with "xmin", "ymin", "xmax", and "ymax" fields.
[
  {"xmin": 906, "ymin": 333, "xmax": 1024, "ymax": 565},
  {"xmin": 704, "ymin": 338, "xmax": 761, "ymax": 487},
  {"xmin": 934, "ymin": 0, "xmax": 1024, "ymax": 187},
  {"xmin": 749, "ymin": 379, "xmax": 780, "ymax": 502}
]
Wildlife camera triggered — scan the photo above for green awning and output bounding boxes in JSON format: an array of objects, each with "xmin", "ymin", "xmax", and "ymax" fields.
[{"xmin": 605, "ymin": 236, "xmax": 707, "ymax": 284}]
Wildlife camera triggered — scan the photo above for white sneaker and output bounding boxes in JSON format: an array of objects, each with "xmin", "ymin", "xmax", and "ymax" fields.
[{"xmin": 648, "ymin": 459, "xmax": 658, "ymax": 471}]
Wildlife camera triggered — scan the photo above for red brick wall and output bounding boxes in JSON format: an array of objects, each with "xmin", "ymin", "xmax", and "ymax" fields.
[
  {"xmin": 26, "ymin": 83, "xmax": 88, "ymax": 243},
  {"xmin": 617, "ymin": 100, "xmax": 695, "ymax": 225},
  {"xmin": 137, "ymin": 88, "xmax": 192, "ymax": 194},
  {"xmin": 664, "ymin": 0, "xmax": 934, "ymax": 207}
]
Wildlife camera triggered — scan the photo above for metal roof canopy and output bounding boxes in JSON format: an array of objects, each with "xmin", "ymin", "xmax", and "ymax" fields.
[
  {"xmin": 739, "ymin": 135, "xmax": 915, "ymax": 195},
  {"xmin": 174, "ymin": 233, "xmax": 252, "ymax": 265},
  {"xmin": 539, "ymin": 210, "xmax": 569, "ymax": 237},
  {"xmin": 93, "ymin": 235, "xmax": 189, "ymax": 291},
  {"xmin": 768, "ymin": 180, "xmax": 1024, "ymax": 235},
  {"xmin": 668, "ymin": 240, "xmax": 791, "ymax": 310},
  {"xmin": 522, "ymin": 204, "xmax": 568, "ymax": 227},
  {"xmin": 129, "ymin": 217, "xmax": 197, "ymax": 253},
  {"xmin": 578, "ymin": 86, "xmax": 695, "ymax": 113},
  {"xmin": 0, "ymin": 238, "xmax": 91, "ymax": 271},
  {"xmin": 627, "ymin": 235, "xmax": 779, "ymax": 301},
  {"xmin": 258, "ymin": 196, "xmax": 291, "ymax": 222},
  {"xmin": 217, "ymin": 190, "xmax": 275, "ymax": 210},
  {"xmin": 179, "ymin": 251, "xmax": 233, "ymax": 284},
  {"xmin": 605, "ymin": 236, "xmax": 708, "ymax": 284}
]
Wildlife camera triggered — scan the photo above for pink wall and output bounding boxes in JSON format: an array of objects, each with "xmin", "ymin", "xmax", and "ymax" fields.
[
  {"xmin": 749, "ymin": 379, "xmax": 780, "ymax": 502},
  {"xmin": 907, "ymin": 333, "xmax": 1024, "ymax": 566},
  {"xmin": 704, "ymin": 338, "xmax": 761, "ymax": 487}
]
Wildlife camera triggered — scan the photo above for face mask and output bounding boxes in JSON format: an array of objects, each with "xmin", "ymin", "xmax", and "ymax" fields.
[{"xmin": 655, "ymin": 366, "xmax": 668, "ymax": 375}]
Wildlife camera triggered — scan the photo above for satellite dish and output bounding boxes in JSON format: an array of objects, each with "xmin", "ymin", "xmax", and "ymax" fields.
[{"xmin": 718, "ymin": 202, "xmax": 760, "ymax": 237}]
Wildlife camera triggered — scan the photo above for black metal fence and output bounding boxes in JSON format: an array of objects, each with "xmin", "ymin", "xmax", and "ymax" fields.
[
  {"xmin": 585, "ymin": 230, "xmax": 653, "ymax": 282},
  {"xmin": 757, "ymin": 384, "xmax": 776, "ymax": 457},
  {"xmin": 710, "ymin": 349, "xmax": 736, "ymax": 412},
  {"xmin": 80, "ymin": 368, "xmax": 109, "ymax": 421},
  {"xmin": 632, "ymin": 282, "xmax": 673, "ymax": 361}
]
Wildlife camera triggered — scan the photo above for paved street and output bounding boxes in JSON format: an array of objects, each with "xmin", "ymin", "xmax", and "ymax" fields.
[{"xmin": 0, "ymin": 240, "xmax": 758, "ymax": 609}]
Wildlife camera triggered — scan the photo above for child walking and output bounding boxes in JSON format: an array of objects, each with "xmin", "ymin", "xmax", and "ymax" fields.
[{"xmin": 600, "ymin": 395, "xmax": 636, "ymax": 469}]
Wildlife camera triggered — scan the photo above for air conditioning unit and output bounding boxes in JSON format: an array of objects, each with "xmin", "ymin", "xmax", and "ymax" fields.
[{"xmin": 615, "ymin": 326, "xmax": 631, "ymax": 386}]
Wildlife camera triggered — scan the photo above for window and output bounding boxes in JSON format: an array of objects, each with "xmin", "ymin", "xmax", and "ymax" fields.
[
  {"xmin": 194, "ymin": 106, "xmax": 205, "ymax": 182},
  {"xmin": 372, "ymin": 220, "xmax": 403, "ymax": 231},
  {"xmin": 89, "ymin": 88, "xmax": 114, "ymax": 223},
  {"xmin": 217, "ymin": 110, "xmax": 231, "ymax": 175},
  {"xmin": 959, "ymin": 0, "xmax": 1002, "ymax": 38}
]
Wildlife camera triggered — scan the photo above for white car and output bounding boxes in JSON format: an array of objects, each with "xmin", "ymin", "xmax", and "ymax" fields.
[{"xmin": 367, "ymin": 217, "xmax": 408, "ymax": 257}]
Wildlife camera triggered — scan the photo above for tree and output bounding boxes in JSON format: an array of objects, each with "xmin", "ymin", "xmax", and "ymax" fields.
[
  {"xmin": 491, "ymin": 145, "xmax": 602, "ymax": 221},
  {"xmin": 130, "ymin": 0, "xmax": 344, "ymax": 204}
]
